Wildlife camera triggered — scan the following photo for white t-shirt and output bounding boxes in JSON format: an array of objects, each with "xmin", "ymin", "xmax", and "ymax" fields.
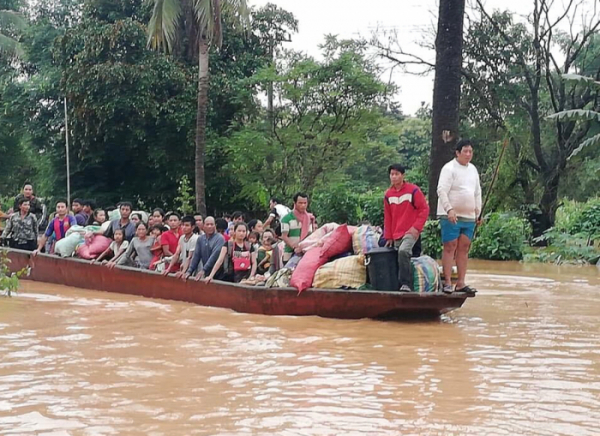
[
  {"xmin": 179, "ymin": 234, "xmax": 199, "ymax": 261},
  {"xmin": 109, "ymin": 240, "xmax": 129, "ymax": 255},
  {"xmin": 436, "ymin": 159, "xmax": 482, "ymax": 220},
  {"xmin": 271, "ymin": 204, "xmax": 291, "ymax": 220}
]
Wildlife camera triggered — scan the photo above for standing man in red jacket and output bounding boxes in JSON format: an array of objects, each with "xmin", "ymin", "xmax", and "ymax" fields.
[{"xmin": 384, "ymin": 164, "xmax": 430, "ymax": 291}]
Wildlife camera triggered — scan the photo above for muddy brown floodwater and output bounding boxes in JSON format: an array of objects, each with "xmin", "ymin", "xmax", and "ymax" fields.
[{"xmin": 0, "ymin": 260, "xmax": 599, "ymax": 436}]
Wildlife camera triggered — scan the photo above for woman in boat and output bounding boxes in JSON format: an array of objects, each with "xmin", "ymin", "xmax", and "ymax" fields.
[
  {"xmin": 150, "ymin": 208, "xmax": 166, "ymax": 227},
  {"xmin": 109, "ymin": 222, "xmax": 154, "ymax": 270},
  {"xmin": 91, "ymin": 209, "xmax": 107, "ymax": 226},
  {"xmin": 130, "ymin": 213, "xmax": 143, "ymax": 226},
  {"xmin": 1, "ymin": 198, "xmax": 39, "ymax": 251},
  {"xmin": 204, "ymin": 222, "xmax": 257, "ymax": 283},
  {"xmin": 247, "ymin": 219, "xmax": 264, "ymax": 234}
]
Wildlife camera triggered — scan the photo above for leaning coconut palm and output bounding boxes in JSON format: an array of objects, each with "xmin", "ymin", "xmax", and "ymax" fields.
[
  {"xmin": 0, "ymin": 9, "xmax": 27, "ymax": 58},
  {"xmin": 147, "ymin": 0, "xmax": 250, "ymax": 216},
  {"xmin": 547, "ymin": 74, "xmax": 600, "ymax": 160}
]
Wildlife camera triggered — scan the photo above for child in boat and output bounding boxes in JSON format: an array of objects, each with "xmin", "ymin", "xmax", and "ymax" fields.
[
  {"xmin": 110, "ymin": 222, "xmax": 154, "ymax": 269},
  {"xmin": 248, "ymin": 231, "xmax": 261, "ymax": 251},
  {"xmin": 256, "ymin": 235, "xmax": 276, "ymax": 275},
  {"xmin": 149, "ymin": 224, "xmax": 166, "ymax": 271},
  {"xmin": 92, "ymin": 228, "xmax": 128, "ymax": 264}
]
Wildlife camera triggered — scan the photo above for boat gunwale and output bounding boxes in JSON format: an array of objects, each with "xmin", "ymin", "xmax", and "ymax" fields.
[{"xmin": 4, "ymin": 248, "xmax": 473, "ymax": 300}]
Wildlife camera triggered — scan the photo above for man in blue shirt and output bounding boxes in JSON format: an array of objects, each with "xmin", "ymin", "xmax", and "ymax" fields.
[{"xmin": 183, "ymin": 217, "xmax": 225, "ymax": 281}]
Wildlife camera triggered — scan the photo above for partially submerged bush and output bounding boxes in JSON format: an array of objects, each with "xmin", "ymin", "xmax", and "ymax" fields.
[
  {"xmin": 524, "ymin": 229, "xmax": 600, "ymax": 265},
  {"xmin": 0, "ymin": 250, "xmax": 29, "ymax": 297},
  {"xmin": 471, "ymin": 213, "xmax": 531, "ymax": 261}
]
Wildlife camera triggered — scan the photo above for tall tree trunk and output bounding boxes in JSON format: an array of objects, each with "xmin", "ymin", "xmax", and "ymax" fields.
[
  {"xmin": 195, "ymin": 37, "xmax": 209, "ymax": 216},
  {"xmin": 267, "ymin": 40, "xmax": 274, "ymax": 133},
  {"xmin": 428, "ymin": 0, "xmax": 466, "ymax": 217}
]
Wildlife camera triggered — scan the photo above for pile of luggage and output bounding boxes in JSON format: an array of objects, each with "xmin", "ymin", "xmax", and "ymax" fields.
[{"xmin": 270, "ymin": 223, "xmax": 442, "ymax": 293}]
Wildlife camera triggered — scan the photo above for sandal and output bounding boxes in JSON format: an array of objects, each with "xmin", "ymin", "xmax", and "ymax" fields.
[
  {"xmin": 455, "ymin": 285, "xmax": 477, "ymax": 295},
  {"xmin": 442, "ymin": 284, "xmax": 453, "ymax": 294}
]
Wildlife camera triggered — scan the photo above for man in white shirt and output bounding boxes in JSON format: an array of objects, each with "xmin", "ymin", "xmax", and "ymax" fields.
[
  {"xmin": 162, "ymin": 216, "xmax": 199, "ymax": 278},
  {"xmin": 437, "ymin": 139, "xmax": 482, "ymax": 295},
  {"xmin": 264, "ymin": 197, "xmax": 291, "ymax": 236}
]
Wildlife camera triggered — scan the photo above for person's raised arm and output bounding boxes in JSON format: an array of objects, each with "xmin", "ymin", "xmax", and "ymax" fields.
[{"xmin": 264, "ymin": 210, "xmax": 277, "ymax": 228}]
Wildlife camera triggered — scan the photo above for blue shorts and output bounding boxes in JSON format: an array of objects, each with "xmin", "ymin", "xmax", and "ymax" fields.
[{"xmin": 440, "ymin": 218, "xmax": 476, "ymax": 243}]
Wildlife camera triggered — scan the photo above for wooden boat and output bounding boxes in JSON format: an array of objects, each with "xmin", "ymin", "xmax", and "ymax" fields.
[{"xmin": 4, "ymin": 248, "xmax": 474, "ymax": 320}]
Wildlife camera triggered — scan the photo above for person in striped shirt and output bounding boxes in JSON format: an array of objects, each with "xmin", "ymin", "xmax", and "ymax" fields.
[{"xmin": 280, "ymin": 193, "xmax": 316, "ymax": 263}]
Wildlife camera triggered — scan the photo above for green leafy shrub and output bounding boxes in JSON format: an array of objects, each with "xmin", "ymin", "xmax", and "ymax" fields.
[
  {"xmin": 312, "ymin": 184, "xmax": 361, "ymax": 224},
  {"xmin": 471, "ymin": 213, "xmax": 531, "ymax": 260},
  {"xmin": 554, "ymin": 199, "xmax": 587, "ymax": 233},
  {"xmin": 0, "ymin": 251, "xmax": 29, "ymax": 297},
  {"xmin": 312, "ymin": 184, "xmax": 385, "ymax": 226},
  {"xmin": 421, "ymin": 220, "xmax": 442, "ymax": 259},
  {"xmin": 524, "ymin": 229, "xmax": 600, "ymax": 265},
  {"xmin": 174, "ymin": 175, "xmax": 195, "ymax": 215},
  {"xmin": 357, "ymin": 189, "xmax": 385, "ymax": 227},
  {"xmin": 569, "ymin": 198, "xmax": 600, "ymax": 241},
  {"xmin": 0, "ymin": 196, "xmax": 12, "ymax": 212}
]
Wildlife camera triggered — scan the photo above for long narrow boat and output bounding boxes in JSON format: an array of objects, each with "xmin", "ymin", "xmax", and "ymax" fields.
[{"xmin": 4, "ymin": 248, "xmax": 474, "ymax": 320}]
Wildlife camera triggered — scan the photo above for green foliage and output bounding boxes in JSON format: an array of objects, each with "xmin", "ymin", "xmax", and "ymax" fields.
[
  {"xmin": 0, "ymin": 250, "xmax": 28, "ymax": 297},
  {"xmin": 524, "ymin": 229, "xmax": 600, "ymax": 265},
  {"xmin": 0, "ymin": 195, "xmax": 11, "ymax": 211},
  {"xmin": 311, "ymin": 184, "xmax": 361, "ymax": 225},
  {"xmin": 553, "ymin": 199, "xmax": 588, "ymax": 233},
  {"xmin": 174, "ymin": 175, "xmax": 194, "ymax": 215},
  {"xmin": 226, "ymin": 36, "xmax": 393, "ymax": 207},
  {"xmin": 524, "ymin": 197, "xmax": 600, "ymax": 264},
  {"xmin": 460, "ymin": 8, "xmax": 600, "ymax": 230},
  {"xmin": 564, "ymin": 198, "xmax": 600, "ymax": 241},
  {"xmin": 311, "ymin": 184, "xmax": 385, "ymax": 226},
  {"xmin": 421, "ymin": 220, "xmax": 442, "ymax": 259},
  {"xmin": 471, "ymin": 213, "xmax": 531, "ymax": 260}
]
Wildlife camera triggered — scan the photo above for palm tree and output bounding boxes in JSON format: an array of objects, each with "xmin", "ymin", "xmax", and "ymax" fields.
[
  {"xmin": 147, "ymin": 0, "xmax": 249, "ymax": 215},
  {"xmin": 0, "ymin": 9, "xmax": 26, "ymax": 58},
  {"xmin": 548, "ymin": 74, "xmax": 600, "ymax": 158},
  {"xmin": 428, "ymin": 0, "xmax": 466, "ymax": 217}
]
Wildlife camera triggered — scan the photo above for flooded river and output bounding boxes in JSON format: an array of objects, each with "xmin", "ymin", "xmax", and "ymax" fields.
[{"xmin": 1, "ymin": 260, "xmax": 599, "ymax": 435}]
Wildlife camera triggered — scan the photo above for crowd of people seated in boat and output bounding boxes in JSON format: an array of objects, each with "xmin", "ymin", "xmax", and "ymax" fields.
[
  {"xmin": 1, "ymin": 183, "xmax": 311, "ymax": 284},
  {"xmin": 2, "ymin": 144, "xmax": 481, "ymax": 294}
]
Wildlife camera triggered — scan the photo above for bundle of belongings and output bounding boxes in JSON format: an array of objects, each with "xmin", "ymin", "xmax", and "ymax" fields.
[
  {"xmin": 285, "ymin": 223, "xmax": 442, "ymax": 293},
  {"xmin": 54, "ymin": 224, "xmax": 112, "ymax": 259}
]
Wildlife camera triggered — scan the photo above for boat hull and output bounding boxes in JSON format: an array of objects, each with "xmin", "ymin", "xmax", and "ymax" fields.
[{"xmin": 4, "ymin": 249, "xmax": 473, "ymax": 319}]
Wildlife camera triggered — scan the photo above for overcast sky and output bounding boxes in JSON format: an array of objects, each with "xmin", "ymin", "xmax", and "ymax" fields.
[{"xmin": 248, "ymin": 0, "xmax": 595, "ymax": 115}]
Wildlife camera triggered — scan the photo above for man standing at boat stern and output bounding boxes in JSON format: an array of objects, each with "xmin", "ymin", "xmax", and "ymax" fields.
[
  {"xmin": 437, "ymin": 139, "xmax": 482, "ymax": 295},
  {"xmin": 384, "ymin": 164, "xmax": 429, "ymax": 291}
]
